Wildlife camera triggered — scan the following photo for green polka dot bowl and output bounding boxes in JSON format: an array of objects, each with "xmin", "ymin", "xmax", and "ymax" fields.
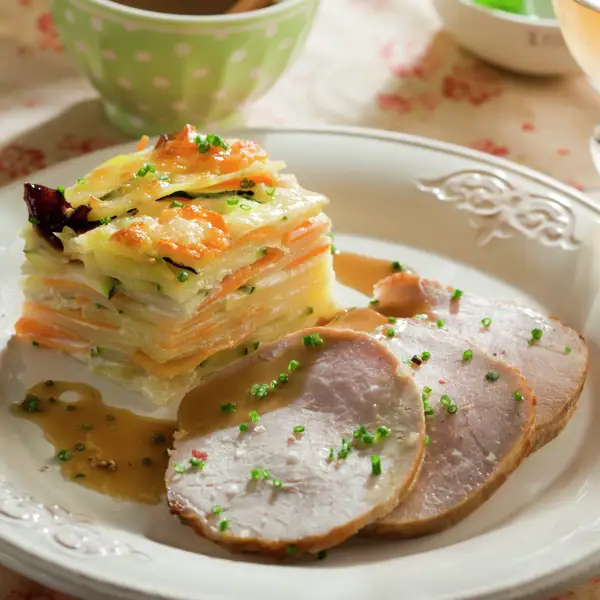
[{"xmin": 52, "ymin": 0, "xmax": 319, "ymax": 137}]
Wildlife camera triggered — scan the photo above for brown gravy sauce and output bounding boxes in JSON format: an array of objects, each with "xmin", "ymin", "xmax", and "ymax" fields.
[
  {"xmin": 178, "ymin": 336, "xmax": 322, "ymax": 438},
  {"xmin": 11, "ymin": 381, "xmax": 175, "ymax": 504},
  {"xmin": 333, "ymin": 252, "xmax": 414, "ymax": 298}
]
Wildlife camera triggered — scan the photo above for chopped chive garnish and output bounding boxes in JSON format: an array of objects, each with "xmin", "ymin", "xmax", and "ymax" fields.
[
  {"xmin": 424, "ymin": 403, "xmax": 435, "ymax": 416},
  {"xmin": 266, "ymin": 186, "xmax": 276, "ymax": 197},
  {"xmin": 259, "ymin": 467, "xmax": 270, "ymax": 479},
  {"xmin": 287, "ymin": 545, "xmax": 298, "ymax": 555},
  {"xmin": 239, "ymin": 423, "xmax": 248, "ymax": 432},
  {"xmin": 220, "ymin": 402, "xmax": 236, "ymax": 413},
  {"xmin": 82, "ymin": 423, "xmax": 92, "ymax": 430},
  {"xmin": 56, "ymin": 185, "xmax": 65, "ymax": 195},
  {"xmin": 388, "ymin": 317, "xmax": 397, "ymax": 324},
  {"xmin": 436, "ymin": 320, "xmax": 444, "ymax": 328},
  {"xmin": 391, "ymin": 261, "xmax": 403, "ymax": 271},
  {"xmin": 56, "ymin": 449, "xmax": 72, "ymax": 462},
  {"xmin": 337, "ymin": 437, "xmax": 351, "ymax": 459},
  {"xmin": 189, "ymin": 457, "xmax": 205, "ymax": 469},
  {"xmin": 316, "ymin": 550, "xmax": 327, "ymax": 560},
  {"xmin": 219, "ymin": 520, "xmax": 229, "ymax": 532},
  {"xmin": 514, "ymin": 391, "xmax": 523, "ymax": 402},
  {"xmin": 250, "ymin": 468, "xmax": 261, "ymax": 480},
  {"xmin": 485, "ymin": 371, "xmax": 500, "ymax": 382},
  {"xmin": 76, "ymin": 177, "xmax": 87, "ymax": 184},
  {"xmin": 278, "ymin": 373, "xmax": 289, "ymax": 383},
  {"xmin": 481, "ymin": 317, "xmax": 492, "ymax": 328},
  {"xmin": 451, "ymin": 289, "xmax": 463, "ymax": 300},
  {"xmin": 371, "ymin": 455, "xmax": 382, "ymax": 476},
  {"xmin": 195, "ymin": 133, "xmax": 228, "ymax": 154},
  {"xmin": 273, "ymin": 478, "xmax": 283, "ymax": 488},
  {"xmin": 240, "ymin": 203, "xmax": 252, "ymax": 211},
  {"xmin": 530, "ymin": 328, "xmax": 543, "ymax": 344},
  {"xmin": 354, "ymin": 425, "xmax": 368, "ymax": 439},
  {"xmin": 170, "ymin": 200, "xmax": 184, "ymax": 208},
  {"xmin": 173, "ymin": 463, "xmax": 186, "ymax": 474},
  {"xmin": 259, "ymin": 247, "xmax": 268, "ymax": 257},
  {"xmin": 564, "ymin": 346, "xmax": 572, "ymax": 354},
  {"xmin": 211, "ymin": 505, "xmax": 222, "ymax": 514},
  {"xmin": 249, "ymin": 410, "xmax": 260, "ymax": 423},
  {"xmin": 414, "ymin": 314, "xmax": 428, "ymax": 320},
  {"xmin": 386, "ymin": 328, "xmax": 395, "ymax": 337},
  {"xmin": 293, "ymin": 425, "xmax": 305, "ymax": 433},
  {"xmin": 440, "ymin": 395, "xmax": 452, "ymax": 407},
  {"xmin": 421, "ymin": 351, "xmax": 431, "ymax": 361},
  {"xmin": 28, "ymin": 216, "xmax": 40, "ymax": 225},
  {"xmin": 376, "ymin": 426, "xmax": 390, "ymax": 437},
  {"xmin": 362, "ymin": 433, "xmax": 375, "ymax": 444},
  {"xmin": 305, "ymin": 306, "xmax": 314, "ymax": 315},
  {"xmin": 303, "ymin": 332, "xmax": 324, "ymax": 347},
  {"xmin": 328, "ymin": 448, "xmax": 335, "ymax": 460},
  {"xmin": 462, "ymin": 349, "xmax": 473, "ymax": 361},
  {"xmin": 256, "ymin": 384, "xmax": 269, "ymax": 398},
  {"xmin": 136, "ymin": 164, "xmax": 156, "ymax": 177},
  {"xmin": 440, "ymin": 394, "xmax": 458, "ymax": 414},
  {"xmin": 21, "ymin": 395, "xmax": 41, "ymax": 412},
  {"xmin": 288, "ymin": 360, "xmax": 300, "ymax": 371},
  {"xmin": 425, "ymin": 435, "xmax": 431, "ymax": 445},
  {"xmin": 369, "ymin": 299, "xmax": 379, "ymax": 306},
  {"xmin": 177, "ymin": 271, "xmax": 189, "ymax": 283},
  {"xmin": 227, "ymin": 197, "xmax": 240, "ymax": 206},
  {"xmin": 423, "ymin": 386, "xmax": 432, "ymax": 394}
]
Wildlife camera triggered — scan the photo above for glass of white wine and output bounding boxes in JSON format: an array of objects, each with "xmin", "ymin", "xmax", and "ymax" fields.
[{"xmin": 554, "ymin": 0, "xmax": 600, "ymax": 173}]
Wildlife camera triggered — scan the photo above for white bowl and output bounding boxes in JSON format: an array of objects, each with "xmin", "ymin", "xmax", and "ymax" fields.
[{"xmin": 433, "ymin": 0, "xmax": 580, "ymax": 76}]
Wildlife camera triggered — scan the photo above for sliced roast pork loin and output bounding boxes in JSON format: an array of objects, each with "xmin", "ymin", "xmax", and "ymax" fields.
[
  {"xmin": 167, "ymin": 327, "xmax": 426, "ymax": 556},
  {"xmin": 329, "ymin": 309, "xmax": 535, "ymax": 538},
  {"xmin": 374, "ymin": 274, "xmax": 588, "ymax": 451}
]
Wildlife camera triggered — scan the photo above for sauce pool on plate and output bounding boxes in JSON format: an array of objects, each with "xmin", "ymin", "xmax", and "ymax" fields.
[
  {"xmin": 333, "ymin": 252, "xmax": 413, "ymax": 297},
  {"xmin": 11, "ymin": 381, "xmax": 175, "ymax": 505}
]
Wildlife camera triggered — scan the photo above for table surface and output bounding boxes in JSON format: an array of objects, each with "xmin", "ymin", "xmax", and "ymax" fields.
[{"xmin": 1, "ymin": 0, "xmax": 600, "ymax": 598}]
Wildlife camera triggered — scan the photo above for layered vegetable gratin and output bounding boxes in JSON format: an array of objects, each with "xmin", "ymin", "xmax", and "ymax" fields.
[{"xmin": 16, "ymin": 126, "xmax": 337, "ymax": 403}]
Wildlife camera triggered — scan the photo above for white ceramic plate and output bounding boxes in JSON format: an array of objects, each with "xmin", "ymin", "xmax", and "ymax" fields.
[{"xmin": 1, "ymin": 127, "xmax": 599, "ymax": 600}]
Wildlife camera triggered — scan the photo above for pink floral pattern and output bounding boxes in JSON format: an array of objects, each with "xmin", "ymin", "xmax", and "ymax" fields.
[
  {"xmin": 470, "ymin": 138, "xmax": 510, "ymax": 157},
  {"xmin": 0, "ymin": 144, "xmax": 46, "ymax": 185},
  {"xmin": 56, "ymin": 135, "xmax": 122, "ymax": 157},
  {"xmin": 36, "ymin": 13, "xmax": 62, "ymax": 53}
]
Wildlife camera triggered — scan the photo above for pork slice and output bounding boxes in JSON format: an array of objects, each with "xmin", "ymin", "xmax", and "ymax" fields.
[
  {"xmin": 329, "ymin": 310, "xmax": 535, "ymax": 537},
  {"xmin": 374, "ymin": 274, "xmax": 589, "ymax": 451},
  {"xmin": 166, "ymin": 327, "xmax": 426, "ymax": 556}
]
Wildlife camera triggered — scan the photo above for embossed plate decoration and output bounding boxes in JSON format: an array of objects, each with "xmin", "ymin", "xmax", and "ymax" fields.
[{"xmin": 0, "ymin": 126, "xmax": 599, "ymax": 600}]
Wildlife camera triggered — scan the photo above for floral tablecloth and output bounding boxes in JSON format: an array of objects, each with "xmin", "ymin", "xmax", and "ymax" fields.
[{"xmin": 2, "ymin": 0, "xmax": 600, "ymax": 598}]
